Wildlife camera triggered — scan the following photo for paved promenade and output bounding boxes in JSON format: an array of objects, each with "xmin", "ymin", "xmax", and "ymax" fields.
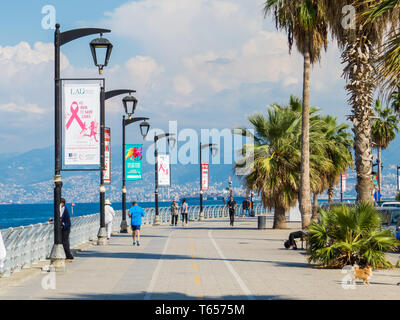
[{"xmin": 1, "ymin": 217, "xmax": 400, "ymax": 300}]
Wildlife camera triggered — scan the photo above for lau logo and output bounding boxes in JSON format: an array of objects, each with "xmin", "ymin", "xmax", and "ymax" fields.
[{"xmin": 41, "ymin": 5, "xmax": 56, "ymax": 30}]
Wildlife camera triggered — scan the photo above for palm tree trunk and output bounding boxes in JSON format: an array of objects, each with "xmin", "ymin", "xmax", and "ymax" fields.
[
  {"xmin": 273, "ymin": 206, "xmax": 286, "ymax": 229},
  {"xmin": 328, "ymin": 185, "xmax": 334, "ymax": 203},
  {"xmin": 342, "ymin": 37, "xmax": 376, "ymax": 204},
  {"xmin": 299, "ymin": 38, "xmax": 312, "ymax": 228},
  {"xmin": 312, "ymin": 193, "xmax": 319, "ymax": 221}
]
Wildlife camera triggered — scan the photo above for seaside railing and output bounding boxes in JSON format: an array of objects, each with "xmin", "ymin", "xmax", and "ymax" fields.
[{"xmin": 0, "ymin": 203, "xmax": 269, "ymax": 278}]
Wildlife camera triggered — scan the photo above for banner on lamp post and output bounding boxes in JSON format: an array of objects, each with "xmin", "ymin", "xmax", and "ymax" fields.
[
  {"xmin": 202, "ymin": 163, "xmax": 209, "ymax": 190},
  {"xmin": 341, "ymin": 173, "xmax": 347, "ymax": 192},
  {"xmin": 104, "ymin": 128, "xmax": 111, "ymax": 184},
  {"xmin": 125, "ymin": 144, "xmax": 143, "ymax": 181},
  {"xmin": 64, "ymin": 83, "xmax": 101, "ymax": 165},
  {"xmin": 158, "ymin": 154, "xmax": 170, "ymax": 186}
]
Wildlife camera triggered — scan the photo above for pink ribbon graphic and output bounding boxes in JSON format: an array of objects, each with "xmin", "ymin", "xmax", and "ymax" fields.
[{"xmin": 66, "ymin": 102, "xmax": 86, "ymax": 131}]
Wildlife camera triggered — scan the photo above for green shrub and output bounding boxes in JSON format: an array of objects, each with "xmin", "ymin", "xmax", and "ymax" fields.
[
  {"xmin": 307, "ymin": 202, "xmax": 399, "ymax": 269},
  {"xmin": 396, "ymin": 192, "xmax": 400, "ymax": 202}
]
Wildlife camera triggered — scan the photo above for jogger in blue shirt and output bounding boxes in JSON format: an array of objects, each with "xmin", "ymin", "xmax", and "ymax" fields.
[{"xmin": 128, "ymin": 202, "xmax": 146, "ymax": 246}]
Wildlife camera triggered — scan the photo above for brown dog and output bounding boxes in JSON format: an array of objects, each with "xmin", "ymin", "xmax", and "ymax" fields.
[{"xmin": 353, "ymin": 266, "xmax": 372, "ymax": 285}]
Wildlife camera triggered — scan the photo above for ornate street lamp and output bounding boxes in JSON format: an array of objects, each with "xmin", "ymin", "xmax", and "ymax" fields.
[
  {"xmin": 122, "ymin": 94, "xmax": 138, "ymax": 119},
  {"xmin": 199, "ymin": 143, "xmax": 218, "ymax": 221},
  {"xmin": 90, "ymin": 33, "xmax": 113, "ymax": 75},
  {"xmin": 140, "ymin": 120, "xmax": 150, "ymax": 138},
  {"xmin": 51, "ymin": 24, "xmax": 111, "ymax": 270},
  {"xmin": 153, "ymin": 133, "xmax": 176, "ymax": 226}
]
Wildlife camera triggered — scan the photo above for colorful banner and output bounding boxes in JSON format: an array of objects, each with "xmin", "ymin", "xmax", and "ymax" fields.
[
  {"xmin": 104, "ymin": 128, "xmax": 111, "ymax": 184},
  {"xmin": 202, "ymin": 163, "xmax": 209, "ymax": 190},
  {"xmin": 125, "ymin": 144, "xmax": 143, "ymax": 181},
  {"xmin": 64, "ymin": 83, "xmax": 101, "ymax": 165},
  {"xmin": 158, "ymin": 154, "xmax": 170, "ymax": 186},
  {"xmin": 341, "ymin": 173, "xmax": 347, "ymax": 193}
]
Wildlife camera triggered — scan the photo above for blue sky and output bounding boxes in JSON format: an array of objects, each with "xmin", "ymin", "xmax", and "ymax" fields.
[{"xmin": 0, "ymin": 0, "xmax": 398, "ymax": 172}]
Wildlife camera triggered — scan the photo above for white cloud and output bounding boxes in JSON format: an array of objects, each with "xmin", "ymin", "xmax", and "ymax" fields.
[{"xmin": 0, "ymin": 102, "xmax": 46, "ymax": 114}]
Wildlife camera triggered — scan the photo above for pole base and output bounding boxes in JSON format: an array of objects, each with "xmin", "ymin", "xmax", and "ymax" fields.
[
  {"xmin": 120, "ymin": 220, "xmax": 128, "ymax": 233},
  {"xmin": 153, "ymin": 215, "xmax": 160, "ymax": 226},
  {"xmin": 97, "ymin": 227, "xmax": 108, "ymax": 246},
  {"xmin": 198, "ymin": 212, "xmax": 204, "ymax": 221},
  {"xmin": 49, "ymin": 244, "xmax": 66, "ymax": 272}
]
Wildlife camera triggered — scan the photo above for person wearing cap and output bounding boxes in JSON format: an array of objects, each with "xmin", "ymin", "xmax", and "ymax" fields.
[{"xmin": 105, "ymin": 199, "xmax": 116, "ymax": 240}]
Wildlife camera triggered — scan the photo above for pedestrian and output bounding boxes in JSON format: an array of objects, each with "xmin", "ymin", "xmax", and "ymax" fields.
[
  {"xmin": 242, "ymin": 197, "xmax": 251, "ymax": 217},
  {"xmin": 105, "ymin": 199, "xmax": 116, "ymax": 240},
  {"xmin": 0, "ymin": 229, "xmax": 6, "ymax": 272},
  {"xmin": 181, "ymin": 199, "xmax": 188, "ymax": 226},
  {"xmin": 128, "ymin": 202, "xmax": 146, "ymax": 246},
  {"xmin": 227, "ymin": 196, "xmax": 237, "ymax": 226},
  {"xmin": 170, "ymin": 200, "xmax": 179, "ymax": 226},
  {"xmin": 48, "ymin": 198, "xmax": 73, "ymax": 261},
  {"xmin": 284, "ymin": 231, "xmax": 307, "ymax": 250}
]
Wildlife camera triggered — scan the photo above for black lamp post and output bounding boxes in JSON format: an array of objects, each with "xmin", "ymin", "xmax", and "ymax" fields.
[
  {"xmin": 51, "ymin": 24, "xmax": 111, "ymax": 269},
  {"xmin": 199, "ymin": 143, "xmax": 218, "ymax": 221},
  {"xmin": 397, "ymin": 166, "xmax": 400, "ymax": 192},
  {"xmin": 153, "ymin": 133, "xmax": 176, "ymax": 225},
  {"xmin": 94, "ymin": 90, "xmax": 144, "ymax": 244},
  {"xmin": 120, "ymin": 93, "xmax": 150, "ymax": 233},
  {"xmin": 90, "ymin": 33, "xmax": 113, "ymax": 75}
]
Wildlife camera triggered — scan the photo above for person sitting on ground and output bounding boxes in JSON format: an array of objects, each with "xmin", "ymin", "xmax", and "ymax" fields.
[{"xmin": 284, "ymin": 230, "xmax": 307, "ymax": 250}]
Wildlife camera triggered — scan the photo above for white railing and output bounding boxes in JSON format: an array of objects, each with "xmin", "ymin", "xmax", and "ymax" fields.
[{"xmin": 0, "ymin": 203, "xmax": 268, "ymax": 278}]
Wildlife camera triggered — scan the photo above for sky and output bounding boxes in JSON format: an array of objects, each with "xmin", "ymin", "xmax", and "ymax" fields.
[{"xmin": 0, "ymin": 0, "xmax": 399, "ymax": 162}]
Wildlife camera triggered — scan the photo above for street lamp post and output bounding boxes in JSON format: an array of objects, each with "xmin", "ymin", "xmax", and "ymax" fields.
[
  {"xmin": 397, "ymin": 166, "xmax": 400, "ymax": 192},
  {"xmin": 96, "ymin": 90, "xmax": 150, "ymax": 239},
  {"xmin": 120, "ymin": 93, "xmax": 150, "ymax": 233},
  {"xmin": 51, "ymin": 24, "xmax": 111, "ymax": 269},
  {"xmin": 250, "ymin": 190, "xmax": 254, "ymax": 217},
  {"xmin": 153, "ymin": 133, "xmax": 176, "ymax": 226},
  {"xmin": 198, "ymin": 143, "xmax": 217, "ymax": 221}
]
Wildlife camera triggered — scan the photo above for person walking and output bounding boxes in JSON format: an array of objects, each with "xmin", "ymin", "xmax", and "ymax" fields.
[
  {"xmin": 181, "ymin": 199, "xmax": 189, "ymax": 226},
  {"xmin": 170, "ymin": 200, "xmax": 179, "ymax": 226},
  {"xmin": 227, "ymin": 196, "xmax": 237, "ymax": 227},
  {"xmin": 48, "ymin": 198, "xmax": 73, "ymax": 261},
  {"xmin": 242, "ymin": 197, "xmax": 251, "ymax": 217},
  {"xmin": 105, "ymin": 199, "xmax": 116, "ymax": 240},
  {"xmin": 0, "ymin": 229, "xmax": 6, "ymax": 272},
  {"xmin": 128, "ymin": 202, "xmax": 146, "ymax": 246}
]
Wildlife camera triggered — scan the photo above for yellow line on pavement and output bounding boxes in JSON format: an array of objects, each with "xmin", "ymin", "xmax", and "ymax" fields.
[
  {"xmin": 194, "ymin": 275, "xmax": 201, "ymax": 286},
  {"xmin": 193, "ymin": 264, "xmax": 198, "ymax": 271}
]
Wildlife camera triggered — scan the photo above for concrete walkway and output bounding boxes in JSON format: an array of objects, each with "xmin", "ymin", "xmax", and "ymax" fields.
[{"xmin": 1, "ymin": 217, "xmax": 400, "ymax": 300}]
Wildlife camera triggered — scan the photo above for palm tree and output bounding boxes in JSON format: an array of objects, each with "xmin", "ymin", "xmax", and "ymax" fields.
[
  {"xmin": 307, "ymin": 203, "xmax": 398, "ymax": 269},
  {"xmin": 235, "ymin": 97, "xmax": 331, "ymax": 229},
  {"xmin": 264, "ymin": 0, "xmax": 329, "ymax": 228},
  {"xmin": 371, "ymin": 99, "xmax": 399, "ymax": 194},
  {"xmin": 322, "ymin": 116, "xmax": 353, "ymax": 204},
  {"xmin": 323, "ymin": 0, "xmax": 398, "ymax": 203},
  {"xmin": 364, "ymin": 0, "xmax": 400, "ymax": 96}
]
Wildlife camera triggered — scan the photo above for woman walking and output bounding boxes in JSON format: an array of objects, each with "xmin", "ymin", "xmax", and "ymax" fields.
[
  {"xmin": 104, "ymin": 199, "xmax": 116, "ymax": 240},
  {"xmin": 181, "ymin": 199, "xmax": 188, "ymax": 226},
  {"xmin": 170, "ymin": 200, "xmax": 179, "ymax": 226}
]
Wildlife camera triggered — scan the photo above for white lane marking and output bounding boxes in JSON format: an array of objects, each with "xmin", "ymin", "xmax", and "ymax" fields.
[
  {"xmin": 208, "ymin": 230, "xmax": 255, "ymax": 300},
  {"xmin": 144, "ymin": 232, "xmax": 172, "ymax": 300}
]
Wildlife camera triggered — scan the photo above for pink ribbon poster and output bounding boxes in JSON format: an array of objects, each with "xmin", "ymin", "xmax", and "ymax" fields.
[
  {"xmin": 201, "ymin": 163, "xmax": 209, "ymax": 190},
  {"xmin": 157, "ymin": 154, "xmax": 170, "ymax": 186},
  {"xmin": 64, "ymin": 84, "xmax": 101, "ymax": 165}
]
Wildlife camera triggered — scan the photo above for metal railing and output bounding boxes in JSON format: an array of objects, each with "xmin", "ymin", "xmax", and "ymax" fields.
[{"xmin": 0, "ymin": 203, "xmax": 268, "ymax": 278}]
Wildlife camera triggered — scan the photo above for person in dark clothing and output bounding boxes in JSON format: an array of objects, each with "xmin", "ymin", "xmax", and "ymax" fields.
[
  {"xmin": 284, "ymin": 231, "xmax": 306, "ymax": 250},
  {"xmin": 227, "ymin": 196, "xmax": 237, "ymax": 226},
  {"xmin": 60, "ymin": 198, "xmax": 73, "ymax": 261}
]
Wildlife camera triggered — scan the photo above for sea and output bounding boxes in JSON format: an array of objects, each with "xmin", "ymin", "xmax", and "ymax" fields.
[
  {"xmin": 0, "ymin": 196, "xmax": 393, "ymax": 229},
  {"xmin": 0, "ymin": 197, "xmax": 247, "ymax": 229}
]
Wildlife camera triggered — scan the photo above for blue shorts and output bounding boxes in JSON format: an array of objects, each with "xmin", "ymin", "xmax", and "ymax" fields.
[{"xmin": 131, "ymin": 225, "xmax": 141, "ymax": 231}]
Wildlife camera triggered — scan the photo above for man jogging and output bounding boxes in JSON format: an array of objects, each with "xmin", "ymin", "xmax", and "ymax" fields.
[
  {"xmin": 128, "ymin": 202, "xmax": 146, "ymax": 246},
  {"xmin": 227, "ymin": 196, "xmax": 237, "ymax": 227}
]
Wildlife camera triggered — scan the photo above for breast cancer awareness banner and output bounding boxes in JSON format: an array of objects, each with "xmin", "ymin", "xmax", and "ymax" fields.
[
  {"xmin": 64, "ymin": 84, "xmax": 100, "ymax": 165},
  {"xmin": 104, "ymin": 128, "xmax": 111, "ymax": 184},
  {"xmin": 201, "ymin": 163, "xmax": 209, "ymax": 190},
  {"xmin": 157, "ymin": 154, "xmax": 170, "ymax": 186}
]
